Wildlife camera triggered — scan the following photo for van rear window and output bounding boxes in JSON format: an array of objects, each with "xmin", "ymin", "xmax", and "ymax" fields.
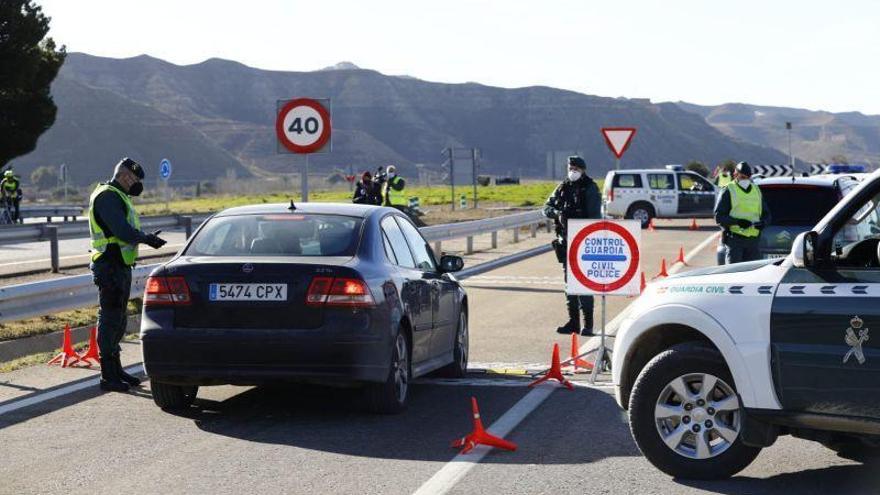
[
  {"xmin": 760, "ymin": 186, "xmax": 839, "ymax": 226},
  {"xmin": 613, "ymin": 174, "xmax": 642, "ymax": 188}
]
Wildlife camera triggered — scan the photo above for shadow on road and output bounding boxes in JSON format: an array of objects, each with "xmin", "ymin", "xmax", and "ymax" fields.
[
  {"xmin": 180, "ymin": 381, "xmax": 635, "ymax": 465},
  {"xmin": 677, "ymin": 460, "xmax": 880, "ymax": 495},
  {"xmin": 463, "ymin": 285, "xmax": 563, "ymax": 294}
]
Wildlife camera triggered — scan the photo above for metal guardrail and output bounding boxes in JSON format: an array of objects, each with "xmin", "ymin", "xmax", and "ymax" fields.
[
  {"xmin": 18, "ymin": 205, "xmax": 84, "ymax": 222},
  {"xmin": 0, "ymin": 210, "xmax": 550, "ymax": 323},
  {"xmin": 0, "ymin": 213, "xmax": 213, "ymax": 243}
]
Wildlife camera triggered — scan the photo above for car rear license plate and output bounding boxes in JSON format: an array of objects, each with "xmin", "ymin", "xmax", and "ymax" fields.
[
  {"xmin": 208, "ymin": 283, "xmax": 287, "ymax": 301},
  {"xmin": 763, "ymin": 253, "xmax": 786, "ymax": 260}
]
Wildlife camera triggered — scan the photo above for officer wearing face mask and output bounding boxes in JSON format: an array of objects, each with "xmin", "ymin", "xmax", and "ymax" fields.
[
  {"xmin": 714, "ymin": 161, "xmax": 771, "ymax": 264},
  {"xmin": 89, "ymin": 158, "xmax": 167, "ymax": 392},
  {"xmin": 544, "ymin": 156, "xmax": 601, "ymax": 336}
]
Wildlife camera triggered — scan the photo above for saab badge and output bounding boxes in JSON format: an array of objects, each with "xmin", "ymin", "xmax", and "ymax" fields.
[
  {"xmin": 776, "ymin": 230, "xmax": 792, "ymax": 244},
  {"xmin": 843, "ymin": 316, "xmax": 870, "ymax": 365}
]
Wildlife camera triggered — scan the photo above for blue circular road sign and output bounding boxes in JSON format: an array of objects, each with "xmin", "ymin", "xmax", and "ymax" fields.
[{"xmin": 159, "ymin": 159, "xmax": 172, "ymax": 180}]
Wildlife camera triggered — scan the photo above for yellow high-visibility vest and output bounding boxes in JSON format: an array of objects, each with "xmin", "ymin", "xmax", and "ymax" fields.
[
  {"xmin": 727, "ymin": 182, "xmax": 762, "ymax": 238},
  {"xmin": 89, "ymin": 183, "xmax": 141, "ymax": 265},
  {"xmin": 385, "ymin": 176, "xmax": 406, "ymax": 206}
]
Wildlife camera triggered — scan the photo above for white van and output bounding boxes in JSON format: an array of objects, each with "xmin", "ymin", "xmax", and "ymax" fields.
[{"xmin": 602, "ymin": 169, "xmax": 717, "ymax": 228}]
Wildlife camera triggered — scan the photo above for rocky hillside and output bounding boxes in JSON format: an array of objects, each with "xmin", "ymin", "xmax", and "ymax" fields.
[{"xmin": 12, "ymin": 53, "xmax": 791, "ymax": 184}]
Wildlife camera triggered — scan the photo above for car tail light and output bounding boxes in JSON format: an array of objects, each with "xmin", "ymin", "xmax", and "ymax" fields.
[
  {"xmin": 608, "ymin": 186, "xmax": 615, "ymax": 202},
  {"xmin": 306, "ymin": 276, "xmax": 374, "ymax": 307},
  {"xmin": 144, "ymin": 276, "xmax": 192, "ymax": 306}
]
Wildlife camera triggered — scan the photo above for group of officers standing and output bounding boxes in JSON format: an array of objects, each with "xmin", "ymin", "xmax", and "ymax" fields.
[
  {"xmin": 83, "ymin": 153, "xmax": 769, "ymax": 390},
  {"xmin": 543, "ymin": 156, "xmax": 770, "ymax": 336}
]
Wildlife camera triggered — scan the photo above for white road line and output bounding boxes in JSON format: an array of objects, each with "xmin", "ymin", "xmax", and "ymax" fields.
[
  {"xmin": 411, "ymin": 384, "xmax": 556, "ymax": 495},
  {"xmin": 0, "ymin": 364, "xmax": 144, "ymax": 417}
]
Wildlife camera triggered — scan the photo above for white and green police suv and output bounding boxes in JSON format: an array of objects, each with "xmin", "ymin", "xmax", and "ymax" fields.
[{"xmin": 613, "ymin": 168, "xmax": 880, "ymax": 479}]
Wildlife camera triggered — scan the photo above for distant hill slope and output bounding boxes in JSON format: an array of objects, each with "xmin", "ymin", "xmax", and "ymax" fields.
[
  {"xmin": 14, "ymin": 53, "xmax": 792, "ymax": 184},
  {"xmin": 676, "ymin": 102, "xmax": 880, "ymax": 167}
]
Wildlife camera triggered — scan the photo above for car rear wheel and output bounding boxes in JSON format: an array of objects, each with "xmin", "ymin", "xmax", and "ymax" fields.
[
  {"xmin": 626, "ymin": 203, "xmax": 655, "ymax": 229},
  {"xmin": 438, "ymin": 310, "xmax": 469, "ymax": 378},
  {"xmin": 628, "ymin": 343, "xmax": 761, "ymax": 479},
  {"xmin": 151, "ymin": 381, "xmax": 198, "ymax": 410},
  {"xmin": 364, "ymin": 332, "xmax": 410, "ymax": 414}
]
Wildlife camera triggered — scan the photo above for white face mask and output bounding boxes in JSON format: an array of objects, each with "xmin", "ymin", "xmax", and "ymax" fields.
[
  {"xmin": 388, "ymin": 172, "xmax": 396, "ymax": 178},
  {"xmin": 738, "ymin": 179, "xmax": 751, "ymax": 188},
  {"xmin": 568, "ymin": 170, "xmax": 582, "ymax": 182}
]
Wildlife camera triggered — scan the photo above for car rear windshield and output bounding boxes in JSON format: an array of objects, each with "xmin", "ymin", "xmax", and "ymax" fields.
[
  {"xmin": 760, "ymin": 185, "xmax": 839, "ymax": 226},
  {"xmin": 185, "ymin": 214, "xmax": 362, "ymax": 257}
]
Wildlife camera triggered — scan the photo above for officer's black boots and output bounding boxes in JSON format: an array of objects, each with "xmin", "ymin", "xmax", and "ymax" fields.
[
  {"xmin": 99, "ymin": 356, "xmax": 130, "ymax": 392},
  {"xmin": 556, "ymin": 319, "xmax": 579, "ymax": 334},
  {"xmin": 116, "ymin": 356, "xmax": 142, "ymax": 387}
]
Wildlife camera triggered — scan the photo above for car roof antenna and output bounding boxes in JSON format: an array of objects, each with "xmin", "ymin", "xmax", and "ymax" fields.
[{"xmin": 288, "ymin": 199, "xmax": 297, "ymax": 211}]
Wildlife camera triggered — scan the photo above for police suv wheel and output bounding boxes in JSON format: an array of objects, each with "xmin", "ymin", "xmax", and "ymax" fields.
[
  {"xmin": 364, "ymin": 332, "xmax": 410, "ymax": 414},
  {"xmin": 626, "ymin": 203, "xmax": 654, "ymax": 229},
  {"xmin": 628, "ymin": 343, "xmax": 761, "ymax": 479}
]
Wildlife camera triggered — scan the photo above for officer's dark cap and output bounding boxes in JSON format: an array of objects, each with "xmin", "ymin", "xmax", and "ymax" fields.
[
  {"xmin": 568, "ymin": 156, "xmax": 586, "ymax": 169},
  {"xmin": 735, "ymin": 161, "xmax": 752, "ymax": 177},
  {"xmin": 115, "ymin": 157, "xmax": 145, "ymax": 180}
]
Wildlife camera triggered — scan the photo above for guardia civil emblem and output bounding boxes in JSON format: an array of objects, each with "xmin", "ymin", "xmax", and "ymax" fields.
[{"xmin": 843, "ymin": 316, "xmax": 870, "ymax": 365}]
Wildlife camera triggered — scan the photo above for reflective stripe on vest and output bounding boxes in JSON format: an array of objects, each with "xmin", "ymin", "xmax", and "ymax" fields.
[
  {"xmin": 89, "ymin": 184, "xmax": 141, "ymax": 265},
  {"xmin": 385, "ymin": 176, "xmax": 406, "ymax": 206},
  {"xmin": 727, "ymin": 183, "xmax": 761, "ymax": 238}
]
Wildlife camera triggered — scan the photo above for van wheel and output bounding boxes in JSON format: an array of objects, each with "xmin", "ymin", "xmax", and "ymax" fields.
[
  {"xmin": 628, "ymin": 343, "xmax": 761, "ymax": 479},
  {"xmin": 626, "ymin": 203, "xmax": 654, "ymax": 229},
  {"xmin": 151, "ymin": 381, "xmax": 198, "ymax": 410}
]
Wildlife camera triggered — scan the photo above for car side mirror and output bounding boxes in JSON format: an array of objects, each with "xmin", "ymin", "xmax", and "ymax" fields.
[
  {"xmin": 792, "ymin": 231, "xmax": 817, "ymax": 268},
  {"xmin": 439, "ymin": 255, "xmax": 464, "ymax": 273}
]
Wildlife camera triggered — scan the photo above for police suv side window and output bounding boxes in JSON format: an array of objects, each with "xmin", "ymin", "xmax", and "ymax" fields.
[
  {"xmin": 648, "ymin": 174, "xmax": 674, "ymax": 190},
  {"xmin": 396, "ymin": 216, "xmax": 436, "ymax": 271},
  {"xmin": 380, "ymin": 216, "xmax": 416, "ymax": 269},
  {"xmin": 613, "ymin": 174, "xmax": 642, "ymax": 188}
]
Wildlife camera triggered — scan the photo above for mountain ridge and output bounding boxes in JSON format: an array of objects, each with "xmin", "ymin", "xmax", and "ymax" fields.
[{"xmin": 13, "ymin": 52, "xmax": 797, "ymax": 184}]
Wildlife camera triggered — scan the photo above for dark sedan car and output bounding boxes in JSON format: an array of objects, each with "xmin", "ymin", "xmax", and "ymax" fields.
[{"xmin": 140, "ymin": 203, "xmax": 468, "ymax": 414}]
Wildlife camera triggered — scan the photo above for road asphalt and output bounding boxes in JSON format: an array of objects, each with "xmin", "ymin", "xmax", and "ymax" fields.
[{"xmin": 1, "ymin": 219, "xmax": 877, "ymax": 495}]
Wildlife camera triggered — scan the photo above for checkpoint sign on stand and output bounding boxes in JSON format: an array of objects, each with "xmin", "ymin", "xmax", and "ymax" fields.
[
  {"xmin": 566, "ymin": 219, "xmax": 642, "ymax": 296},
  {"xmin": 275, "ymin": 98, "xmax": 332, "ymax": 154},
  {"xmin": 159, "ymin": 158, "xmax": 172, "ymax": 181}
]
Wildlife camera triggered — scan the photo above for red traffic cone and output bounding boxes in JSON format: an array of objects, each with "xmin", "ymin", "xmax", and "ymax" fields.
[
  {"xmin": 529, "ymin": 343, "xmax": 574, "ymax": 390},
  {"xmin": 689, "ymin": 218, "xmax": 699, "ymax": 230},
  {"xmin": 675, "ymin": 246, "xmax": 689, "ymax": 266},
  {"xmin": 451, "ymin": 397, "xmax": 518, "ymax": 454},
  {"xmin": 653, "ymin": 258, "xmax": 669, "ymax": 279},
  {"xmin": 647, "ymin": 218, "xmax": 656, "ymax": 231},
  {"xmin": 47, "ymin": 324, "xmax": 83, "ymax": 368},
  {"xmin": 78, "ymin": 326, "xmax": 100, "ymax": 367},
  {"xmin": 569, "ymin": 333, "xmax": 594, "ymax": 373},
  {"xmin": 640, "ymin": 272, "xmax": 647, "ymax": 293}
]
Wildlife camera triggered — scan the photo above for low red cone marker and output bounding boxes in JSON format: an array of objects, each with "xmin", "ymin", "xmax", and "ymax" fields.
[
  {"xmin": 79, "ymin": 327, "xmax": 100, "ymax": 367},
  {"xmin": 47, "ymin": 324, "xmax": 83, "ymax": 368},
  {"xmin": 451, "ymin": 397, "xmax": 518, "ymax": 454},
  {"xmin": 675, "ymin": 246, "xmax": 688, "ymax": 266},
  {"xmin": 569, "ymin": 333, "xmax": 593, "ymax": 373},
  {"xmin": 653, "ymin": 259, "xmax": 669, "ymax": 279},
  {"xmin": 689, "ymin": 218, "xmax": 699, "ymax": 230},
  {"xmin": 529, "ymin": 343, "xmax": 574, "ymax": 390}
]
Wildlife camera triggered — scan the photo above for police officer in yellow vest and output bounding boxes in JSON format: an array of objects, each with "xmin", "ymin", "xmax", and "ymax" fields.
[
  {"xmin": 713, "ymin": 162, "xmax": 736, "ymax": 265},
  {"xmin": 89, "ymin": 158, "xmax": 167, "ymax": 392},
  {"xmin": 714, "ymin": 161, "xmax": 771, "ymax": 264},
  {"xmin": 1, "ymin": 169, "xmax": 22, "ymax": 223},
  {"xmin": 383, "ymin": 165, "xmax": 406, "ymax": 207}
]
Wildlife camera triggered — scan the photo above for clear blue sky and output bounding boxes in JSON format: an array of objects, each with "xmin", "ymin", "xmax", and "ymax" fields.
[{"xmin": 39, "ymin": 0, "xmax": 880, "ymax": 114}]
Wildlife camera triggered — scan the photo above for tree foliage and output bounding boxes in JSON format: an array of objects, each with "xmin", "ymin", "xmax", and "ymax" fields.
[
  {"xmin": 0, "ymin": 1, "xmax": 66, "ymax": 169},
  {"xmin": 685, "ymin": 160, "xmax": 709, "ymax": 177},
  {"xmin": 30, "ymin": 164, "xmax": 56, "ymax": 189}
]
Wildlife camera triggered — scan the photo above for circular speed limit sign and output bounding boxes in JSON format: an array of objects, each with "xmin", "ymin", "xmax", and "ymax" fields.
[{"xmin": 275, "ymin": 98, "xmax": 331, "ymax": 153}]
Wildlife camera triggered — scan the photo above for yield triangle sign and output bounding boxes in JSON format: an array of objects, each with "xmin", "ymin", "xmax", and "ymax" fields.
[{"xmin": 601, "ymin": 127, "xmax": 637, "ymax": 159}]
